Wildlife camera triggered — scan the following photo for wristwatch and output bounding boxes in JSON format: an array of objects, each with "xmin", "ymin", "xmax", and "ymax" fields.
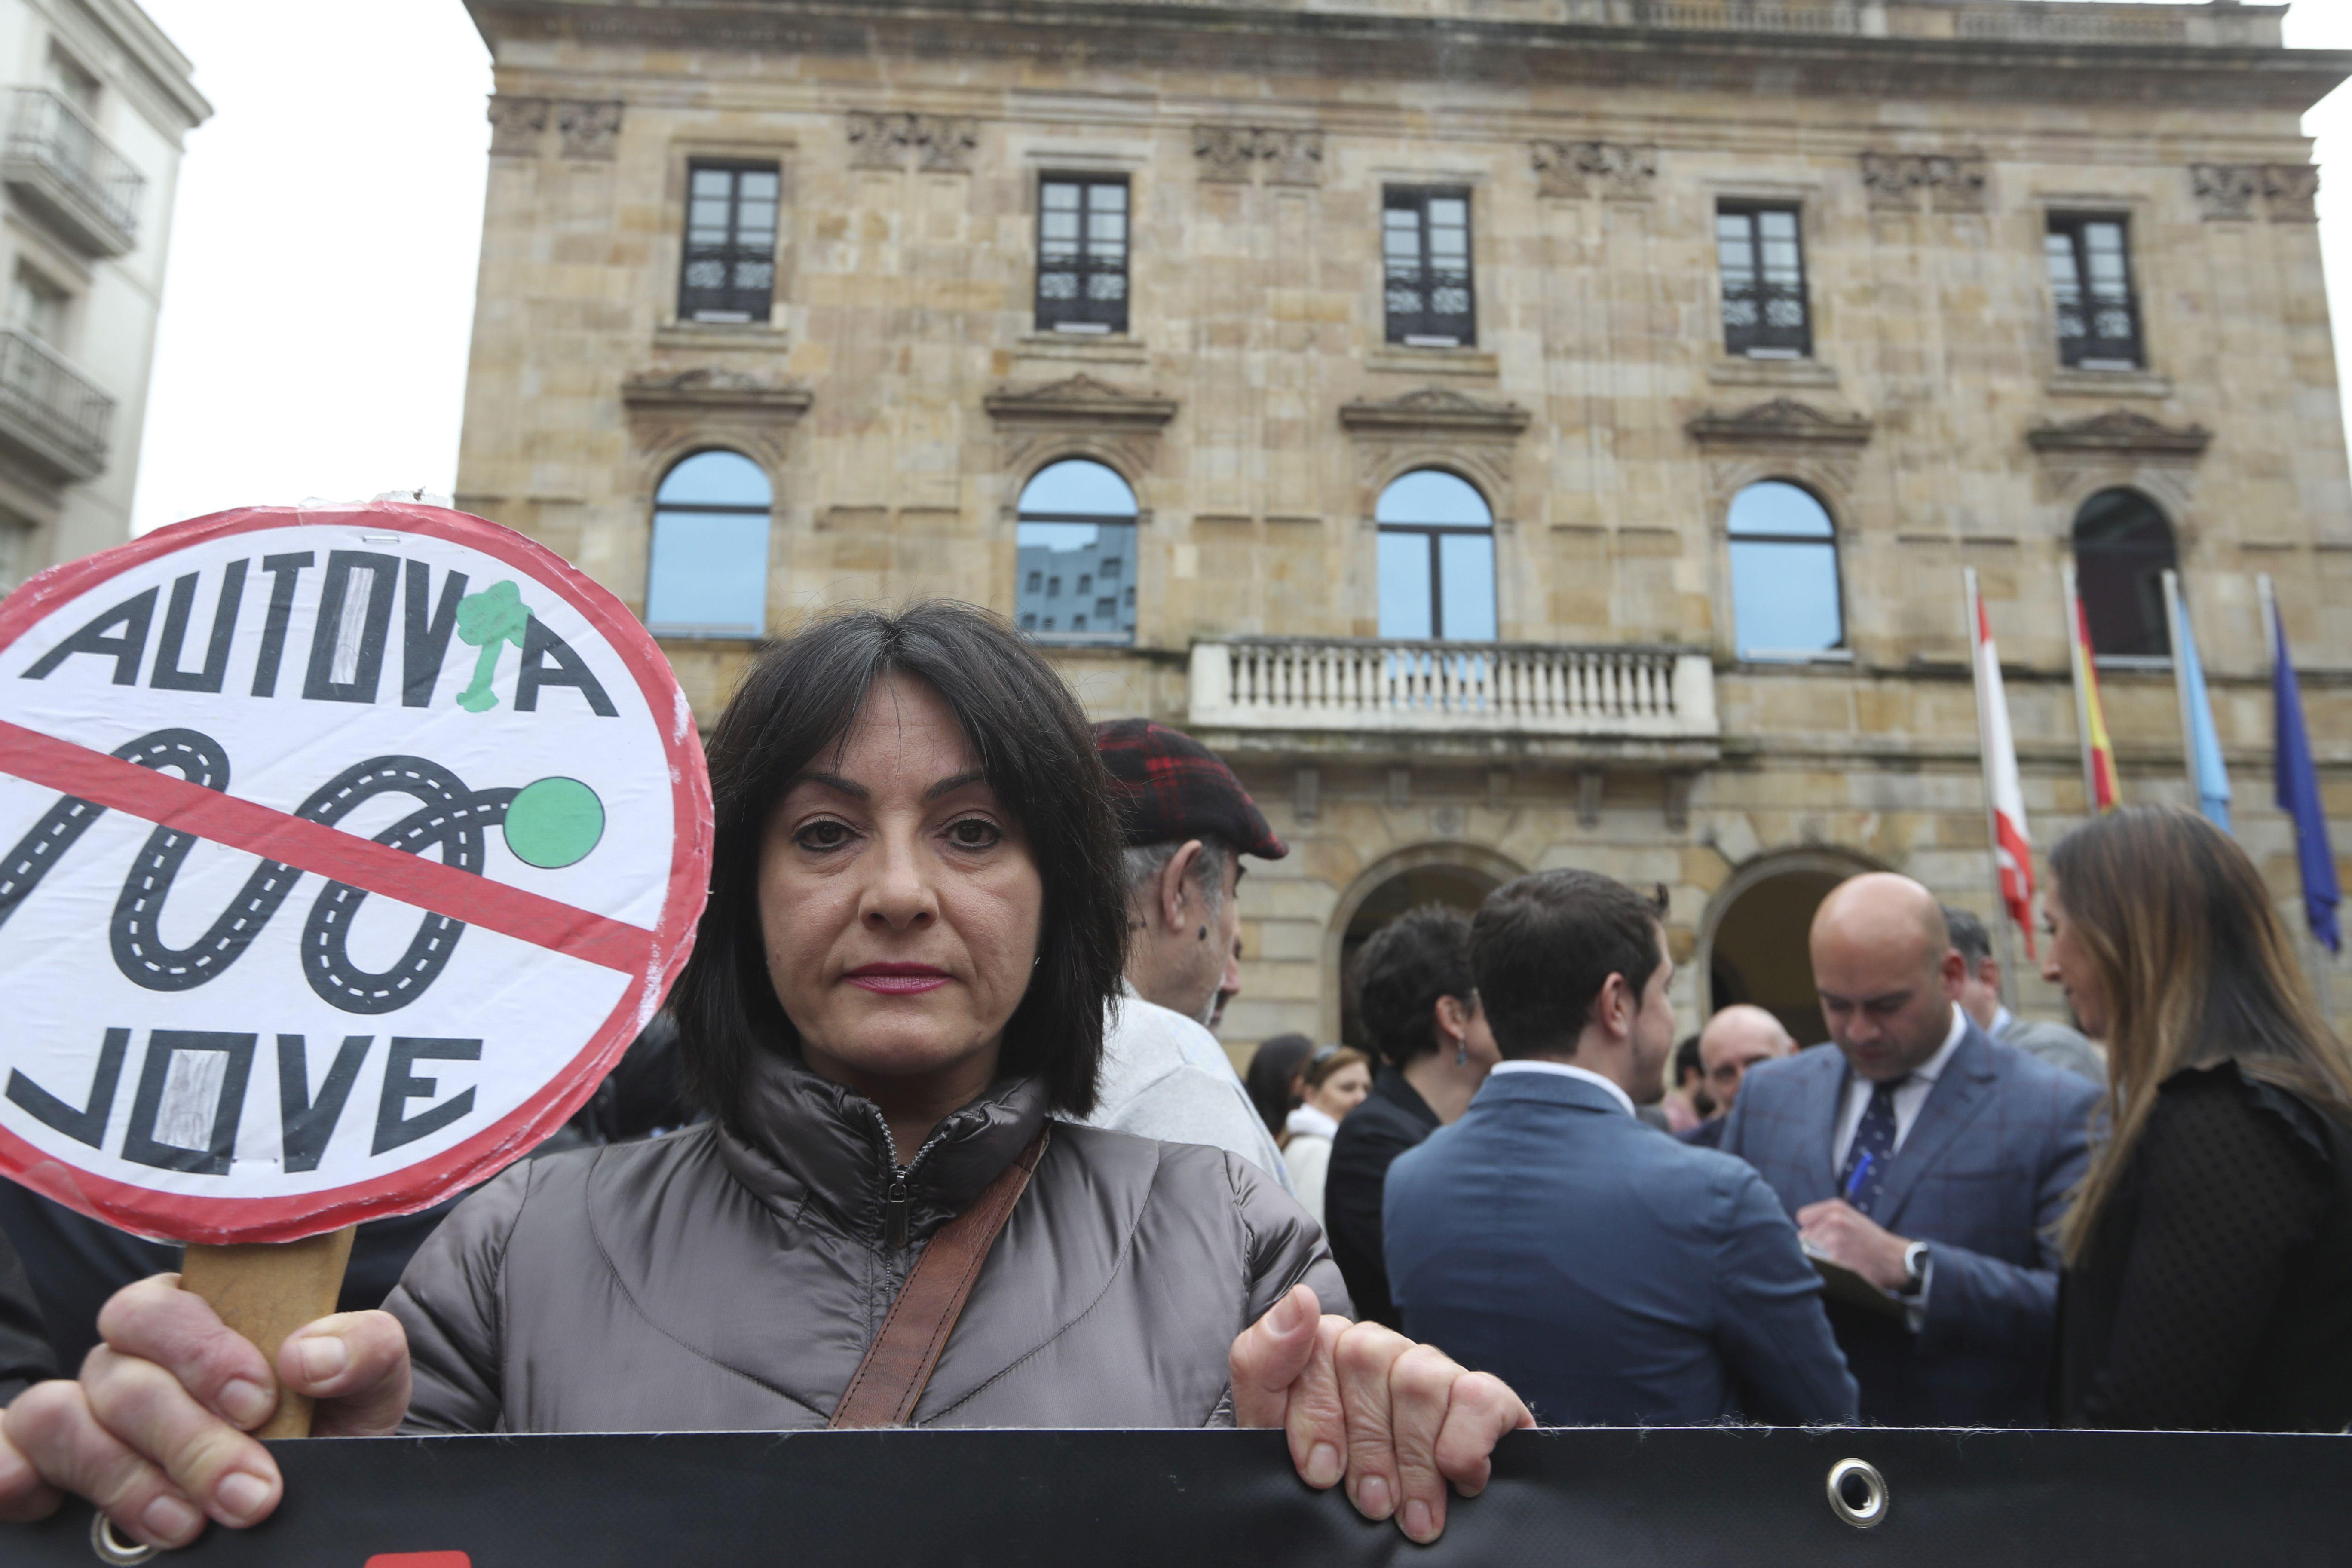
[{"xmin": 1899, "ymin": 1240, "xmax": 1931, "ymax": 1297}]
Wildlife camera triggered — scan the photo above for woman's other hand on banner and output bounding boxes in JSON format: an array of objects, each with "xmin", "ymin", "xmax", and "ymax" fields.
[{"xmin": 1229, "ymin": 1283, "xmax": 1534, "ymax": 1543}]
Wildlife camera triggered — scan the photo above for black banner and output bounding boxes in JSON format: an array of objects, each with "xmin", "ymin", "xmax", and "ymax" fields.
[{"xmin": 9, "ymin": 1426, "xmax": 2349, "ymax": 1566}]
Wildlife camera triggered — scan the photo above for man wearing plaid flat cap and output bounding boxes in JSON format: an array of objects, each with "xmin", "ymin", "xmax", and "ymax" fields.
[{"xmin": 1083, "ymin": 719, "xmax": 1295, "ymax": 1189}]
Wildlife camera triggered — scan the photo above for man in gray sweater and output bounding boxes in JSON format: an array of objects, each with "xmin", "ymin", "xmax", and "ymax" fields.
[
  {"xmin": 1942, "ymin": 905, "xmax": 2105, "ymax": 1085},
  {"xmin": 1081, "ymin": 720, "xmax": 1293, "ymax": 1188}
]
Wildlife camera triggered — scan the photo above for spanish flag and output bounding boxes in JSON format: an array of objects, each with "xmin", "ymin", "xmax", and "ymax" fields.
[{"xmin": 2063, "ymin": 567, "xmax": 2120, "ymax": 813}]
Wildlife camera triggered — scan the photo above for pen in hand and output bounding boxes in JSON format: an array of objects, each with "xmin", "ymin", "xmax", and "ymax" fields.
[{"xmin": 1843, "ymin": 1151, "xmax": 1874, "ymax": 1202}]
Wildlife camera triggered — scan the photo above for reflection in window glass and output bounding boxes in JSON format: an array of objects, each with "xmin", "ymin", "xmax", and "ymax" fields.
[
  {"xmin": 680, "ymin": 162, "xmax": 780, "ymax": 324},
  {"xmin": 1438, "ymin": 533, "xmax": 1497, "ymax": 642},
  {"xmin": 1377, "ymin": 531, "xmax": 1433, "ymax": 639},
  {"xmin": 1037, "ymin": 177, "xmax": 1129, "ymax": 334},
  {"xmin": 2047, "ymin": 215, "xmax": 2142, "ymax": 370},
  {"xmin": 1727, "ymin": 481, "xmax": 1843, "ymax": 659},
  {"xmin": 1383, "ymin": 189, "xmax": 1475, "ymax": 346},
  {"xmin": 646, "ymin": 450, "xmax": 771, "ymax": 636},
  {"xmin": 1377, "ymin": 469, "xmax": 1494, "ymax": 640},
  {"xmin": 1016, "ymin": 459, "xmax": 1137, "ymax": 644}
]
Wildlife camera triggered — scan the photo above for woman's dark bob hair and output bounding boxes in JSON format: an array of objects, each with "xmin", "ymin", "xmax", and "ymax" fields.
[{"xmin": 668, "ymin": 601, "xmax": 1128, "ymax": 1123}]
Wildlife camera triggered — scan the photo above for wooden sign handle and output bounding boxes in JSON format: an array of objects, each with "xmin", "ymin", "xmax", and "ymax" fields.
[{"xmin": 178, "ymin": 1227, "xmax": 356, "ymax": 1439}]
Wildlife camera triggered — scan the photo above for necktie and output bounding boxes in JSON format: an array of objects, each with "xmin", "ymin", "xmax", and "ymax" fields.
[{"xmin": 1838, "ymin": 1079, "xmax": 1904, "ymax": 1216}]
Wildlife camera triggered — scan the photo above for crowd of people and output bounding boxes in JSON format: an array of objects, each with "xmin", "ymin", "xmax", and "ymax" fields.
[{"xmin": 1, "ymin": 600, "xmax": 2349, "ymax": 1554}]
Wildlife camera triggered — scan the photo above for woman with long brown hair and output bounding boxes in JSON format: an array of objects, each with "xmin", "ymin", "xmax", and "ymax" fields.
[{"xmin": 2043, "ymin": 804, "xmax": 2352, "ymax": 1431}]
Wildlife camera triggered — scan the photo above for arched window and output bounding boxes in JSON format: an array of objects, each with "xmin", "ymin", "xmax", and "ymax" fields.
[
  {"xmin": 645, "ymin": 450, "xmax": 772, "ymax": 637},
  {"xmin": 2072, "ymin": 488, "xmax": 2176, "ymax": 658},
  {"xmin": 1376, "ymin": 470, "xmax": 1495, "ymax": 641},
  {"xmin": 1727, "ymin": 481, "xmax": 1844, "ymax": 660},
  {"xmin": 1015, "ymin": 459, "xmax": 1137, "ymax": 643}
]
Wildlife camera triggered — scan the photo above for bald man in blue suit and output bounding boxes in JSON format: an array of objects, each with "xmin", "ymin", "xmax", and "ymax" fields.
[{"xmin": 1719, "ymin": 875, "xmax": 2099, "ymax": 1427}]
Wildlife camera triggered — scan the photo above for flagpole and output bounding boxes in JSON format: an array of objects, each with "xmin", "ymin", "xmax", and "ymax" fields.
[
  {"xmin": 2063, "ymin": 563, "xmax": 2099, "ymax": 815},
  {"xmin": 2262, "ymin": 572, "xmax": 2336, "ymax": 1028},
  {"xmin": 2161, "ymin": 568, "xmax": 2198, "ymax": 800},
  {"xmin": 1965, "ymin": 567, "xmax": 2019, "ymax": 1009}
]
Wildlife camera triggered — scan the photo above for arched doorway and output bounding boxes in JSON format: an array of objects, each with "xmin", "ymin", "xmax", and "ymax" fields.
[
  {"xmin": 1697, "ymin": 849, "xmax": 1882, "ymax": 1047},
  {"xmin": 1325, "ymin": 844, "xmax": 1525, "ymax": 1049}
]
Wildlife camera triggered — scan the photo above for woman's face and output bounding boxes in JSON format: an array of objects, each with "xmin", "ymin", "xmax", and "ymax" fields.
[
  {"xmin": 758, "ymin": 673, "xmax": 1044, "ymax": 1104},
  {"xmin": 1310, "ymin": 1061, "xmax": 1373, "ymax": 1120},
  {"xmin": 2040, "ymin": 880, "xmax": 2110, "ymax": 1040}
]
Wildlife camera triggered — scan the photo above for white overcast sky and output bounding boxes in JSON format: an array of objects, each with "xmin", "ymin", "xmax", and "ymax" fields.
[{"xmin": 127, "ymin": 0, "xmax": 2352, "ymax": 535}]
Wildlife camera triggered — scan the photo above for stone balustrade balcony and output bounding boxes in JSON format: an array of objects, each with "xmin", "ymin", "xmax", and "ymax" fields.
[
  {"xmin": 3, "ymin": 88, "xmax": 143, "ymax": 257},
  {"xmin": 1187, "ymin": 637, "xmax": 1718, "ymax": 765},
  {"xmin": 0, "ymin": 328, "xmax": 113, "ymax": 483}
]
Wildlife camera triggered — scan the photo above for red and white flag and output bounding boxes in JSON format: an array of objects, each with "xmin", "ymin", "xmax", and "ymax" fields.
[{"xmin": 1966, "ymin": 570, "xmax": 2036, "ymax": 959}]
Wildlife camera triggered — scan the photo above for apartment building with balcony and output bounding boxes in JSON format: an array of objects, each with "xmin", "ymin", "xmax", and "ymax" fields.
[
  {"xmin": 455, "ymin": 0, "xmax": 2352, "ymax": 1049},
  {"xmin": 0, "ymin": 0, "xmax": 205, "ymax": 588}
]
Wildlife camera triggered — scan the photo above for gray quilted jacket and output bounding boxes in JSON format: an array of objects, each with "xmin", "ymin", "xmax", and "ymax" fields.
[{"xmin": 384, "ymin": 1050, "xmax": 1347, "ymax": 1432}]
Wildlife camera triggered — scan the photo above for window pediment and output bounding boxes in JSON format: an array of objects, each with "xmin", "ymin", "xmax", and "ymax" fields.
[
  {"xmin": 1686, "ymin": 397, "xmax": 1872, "ymax": 448},
  {"xmin": 983, "ymin": 374, "xmax": 1176, "ymax": 430},
  {"xmin": 2027, "ymin": 409, "xmax": 2211, "ymax": 459},
  {"xmin": 1338, "ymin": 386, "xmax": 1529, "ymax": 438},
  {"xmin": 622, "ymin": 368, "xmax": 812, "ymax": 418}
]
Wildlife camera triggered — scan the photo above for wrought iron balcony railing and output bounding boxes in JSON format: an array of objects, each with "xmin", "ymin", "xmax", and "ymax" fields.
[
  {"xmin": 1188, "ymin": 637, "xmax": 1717, "ymax": 739},
  {"xmin": 0, "ymin": 328, "xmax": 113, "ymax": 479},
  {"xmin": 3, "ymin": 88, "xmax": 142, "ymax": 253}
]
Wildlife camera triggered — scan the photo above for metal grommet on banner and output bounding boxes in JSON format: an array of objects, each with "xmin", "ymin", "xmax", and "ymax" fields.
[
  {"xmin": 1826, "ymin": 1457, "xmax": 1890, "ymax": 1530},
  {"xmin": 89, "ymin": 1511, "xmax": 159, "ymax": 1565}
]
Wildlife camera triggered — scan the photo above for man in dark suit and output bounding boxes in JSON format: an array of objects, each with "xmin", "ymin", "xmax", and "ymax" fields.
[
  {"xmin": 1719, "ymin": 873, "xmax": 2100, "ymax": 1427},
  {"xmin": 1323, "ymin": 906, "xmax": 1500, "ymax": 1328},
  {"xmin": 1384, "ymin": 871, "xmax": 1856, "ymax": 1426}
]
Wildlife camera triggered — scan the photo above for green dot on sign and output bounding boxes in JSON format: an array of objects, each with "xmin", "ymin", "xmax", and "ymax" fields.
[{"xmin": 503, "ymin": 777, "xmax": 605, "ymax": 869}]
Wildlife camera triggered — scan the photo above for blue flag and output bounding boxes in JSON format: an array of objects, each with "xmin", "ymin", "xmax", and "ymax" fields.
[
  {"xmin": 2273, "ymin": 613, "xmax": 2341, "ymax": 954},
  {"xmin": 2176, "ymin": 603, "xmax": 2233, "ymax": 831}
]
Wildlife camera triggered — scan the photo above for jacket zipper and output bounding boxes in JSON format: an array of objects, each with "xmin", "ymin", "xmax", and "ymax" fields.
[
  {"xmin": 866, "ymin": 1105, "xmax": 952, "ymax": 1253},
  {"xmin": 885, "ymin": 1173, "xmax": 910, "ymax": 1250}
]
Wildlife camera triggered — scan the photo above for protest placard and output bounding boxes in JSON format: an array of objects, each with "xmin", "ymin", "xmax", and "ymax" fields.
[{"xmin": 0, "ymin": 501, "xmax": 709, "ymax": 1248}]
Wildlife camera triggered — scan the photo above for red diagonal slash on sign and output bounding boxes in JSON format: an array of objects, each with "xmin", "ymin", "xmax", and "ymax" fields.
[{"xmin": 0, "ymin": 719, "xmax": 654, "ymax": 976}]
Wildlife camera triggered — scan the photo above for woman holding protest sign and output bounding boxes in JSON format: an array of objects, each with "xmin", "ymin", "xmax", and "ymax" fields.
[{"xmin": 0, "ymin": 601, "xmax": 1530, "ymax": 1553}]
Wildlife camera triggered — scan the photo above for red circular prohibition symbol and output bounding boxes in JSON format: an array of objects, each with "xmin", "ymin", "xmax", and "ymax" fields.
[{"xmin": 0, "ymin": 502, "xmax": 712, "ymax": 1243}]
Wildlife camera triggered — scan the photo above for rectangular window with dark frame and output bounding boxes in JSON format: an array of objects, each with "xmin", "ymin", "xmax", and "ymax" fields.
[
  {"xmin": 1036, "ymin": 176, "xmax": 1129, "ymax": 334},
  {"xmin": 1383, "ymin": 188, "xmax": 1474, "ymax": 346},
  {"xmin": 2046, "ymin": 214, "xmax": 2144, "ymax": 370},
  {"xmin": 679, "ymin": 161, "xmax": 779, "ymax": 324},
  {"xmin": 1717, "ymin": 204, "xmax": 1810, "ymax": 358}
]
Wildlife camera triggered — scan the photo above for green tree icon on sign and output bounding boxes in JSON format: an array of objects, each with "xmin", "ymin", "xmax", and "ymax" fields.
[{"xmin": 454, "ymin": 580, "xmax": 533, "ymax": 713}]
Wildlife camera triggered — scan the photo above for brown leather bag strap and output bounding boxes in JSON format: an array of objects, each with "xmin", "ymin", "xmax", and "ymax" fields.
[{"xmin": 829, "ymin": 1126, "xmax": 1050, "ymax": 1429}]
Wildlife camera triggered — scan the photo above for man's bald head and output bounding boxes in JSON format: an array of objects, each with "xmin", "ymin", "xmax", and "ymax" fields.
[
  {"xmin": 1697, "ymin": 1004, "xmax": 1795, "ymax": 1116},
  {"xmin": 1809, "ymin": 872, "xmax": 1965, "ymax": 1083},
  {"xmin": 1811, "ymin": 873, "xmax": 1950, "ymax": 977}
]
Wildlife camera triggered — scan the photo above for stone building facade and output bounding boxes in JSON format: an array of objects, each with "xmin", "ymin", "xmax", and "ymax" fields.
[
  {"xmin": 454, "ymin": 0, "xmax": 2352, "ymax": 1052},
  {"xmin": 0, "ymin": 0, "xmax": 205, "ymax": 588}
]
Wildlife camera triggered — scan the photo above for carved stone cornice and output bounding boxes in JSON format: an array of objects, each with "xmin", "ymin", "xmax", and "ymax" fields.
[
  {"xmin": 1686, "ymin": 398, "xmax": 1872, "ymax": 448},
  {"xmin": 1192, "ymin": 126, "xmax": 1323, "ymax": 186},
  {"xmin": 622, "ymin": 368, "xmax": 813, "ymax": 417},
  {"xmin": 463, "ymin": 1, "xmax": 2346, "ymax": 113},
  {"xmin": 2192, "ymin": 163, "xmax": 2318, "ymax": 222},
  {"xmin": 1338, "ymin": 386, "xmax": 1530, "ymax": 438},
  {"xmin": 1859, "ymin": 150, "xmax": 1987, "ymax": 213},
  {"xmin": 557, "ymin": 100, "xmax": 622, "ymax": 160},
  {"xmin": 1529, "ymin": 141, "xmax": 1657, "ymax": 201},
  {"xmin": 487, "ymin": 95, "xmax": 548, "ymax": 157},
  {"xmin": 2025, "ymin": 409, "xmax": 2211, "ymax": 458},
  {"xmin": 983, "ymin": 373, "xmax": 1176, "ymax": 430},
  {"xmin": 848, "ymin": 110, "xmax": 979, "ymax": 173}
]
